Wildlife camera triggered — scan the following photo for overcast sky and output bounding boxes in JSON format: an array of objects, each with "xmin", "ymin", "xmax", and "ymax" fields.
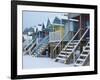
[{"xmin": 22, "ymin": 11, "xmax": 67, "ymax": 31}]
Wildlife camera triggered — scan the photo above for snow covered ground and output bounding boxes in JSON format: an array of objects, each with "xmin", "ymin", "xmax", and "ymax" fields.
[{"xmin": 23, "ymin": 55, "xmax": 74, "ymax": 69}]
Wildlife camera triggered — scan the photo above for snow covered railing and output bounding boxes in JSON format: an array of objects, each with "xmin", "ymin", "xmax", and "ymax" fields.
[
  {"xmin": 24, "ymin": 37, "xmax": 36, "ymax": 51},
  {"xmin": 63, "ymin": 28, "xmax": 81, "ymax": 50},
  {"xmin": 30, "ymin": 35, "xmax": 49, "ymax": 55},
  {"xmin": 23, "ymin": 40, "xmax": 36, "ymax": 55},
  {"xmin": 70, "ymin": 28, "xmax": 89, "ymax": 64},
  {"xmin": 73, "ymin": 28, "xmax": 89, "ymax": 51},
  {"xmin": 53, "ymin": 31, "xmax": 71, "ymax": 53}
]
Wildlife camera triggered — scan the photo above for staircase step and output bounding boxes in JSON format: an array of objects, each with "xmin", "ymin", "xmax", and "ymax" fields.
[
  {"xmin": 59, "ymin": 54, "xmax": 66, "ymax": 57},
  {"xmin": 64, "ymin": 49, "xmax": 72, "ymax": 52},
  {"xmin": 63, "ymin": 44, "xmax": 76, "ymax": 50},
  {"xmin": 69, "ymin": 43, "xmax": 77, "ymax": 46},
  {"xmin": 79, "ymin": 55, "xmax": 86, "ymax": 59},
  {"xmin": 80, "ymin": 54, "xmax": 88, "ymax": 57},
  {"xmin": 74, "ymin": 63, "xmax": 82, "ymax": 66},
  {"xmin": 83, "ymin": 49, "xmax": 89, "ymax": 52},
  {"xmin": 76, "ymin": 60, "xmax": 83, "ymax": 64},
  {"xmin": 72, "ymin": 40, "xmax": 79, "ymax": 42},
  {"xmin": 60, "ymin": 52, "xmax": 71, "ymax": 56},
  {"xmin": 66, "ymin": 48, "xmax": 73, "ymax": 50},
  {"xmin": 82, "ymin": 52, "xmax": 88, "ymax": 55},
  {"xmin": 67, "ymin": 46, "xmax": 74, "ymax": 48},
  {"xmin": 61, "ymin": 50, "xmax": 71, "ymax": 54},
  {"xmin": 85, "ymin": 47, "xmax": 90, "ymax": 50},
  {"xmin": 71, "ymin": 41, "xmax": 79, "ymax": 44},
  {"xmin": 61, "ymin": 50, "xmax": 67, "ymax": 53},
  {"xmin": 59, "ymin": 54, "xmax": 69, "ymax": 57},
  {"xmin": 77, "ymin": 59, "xmax": 85, "ymax": 62},
  {"xmin": 63, "ymin": 45, "xmax": 75, "ymax": 50},
  {"xmin": 60, "ymin": 53, "xmax": 70, "ymax": 56},
  {"xmin": 85, "ymin": 45, "xmax": 89, "ymax": 48},
  {"xmin": 58, "ymin": 55, "xmax": 68, "ymax": 58},
  {"xmin": 70, "ymin": 42, "xmax": 78, "ymax": 44},
  {"xmin": 59, "ymin": 53, "xmax": 70, "ymax": 56}
]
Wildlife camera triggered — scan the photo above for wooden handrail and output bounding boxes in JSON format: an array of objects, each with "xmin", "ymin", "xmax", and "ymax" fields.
[
  {"xmin": 24, "ymin": 40, "xmax": 36, "ymax": 55},
  {"xmin": 53, "ymin": 31, "xmax": 70, "ymax": 52},
  {"xmin": 63, "ymin": 28, "xmax": 81, "ymax": 50},
  {"xmin": 72, "ymin": 28, "xmax": 89, "ymax": 54},
  {"xmin": 74, "ymin": 39, "xmax": 90, "ymax": 65},
  {"xmin": 78, "ymin": 28, "xmax": 89, "ymax": 43},
  {"xmin": 24, "ymin": 37, "xmax": 36, "ymax": 50},
  {"xmin": 30, "ymin": 35, "xmax": 49, "ymax": 55}
]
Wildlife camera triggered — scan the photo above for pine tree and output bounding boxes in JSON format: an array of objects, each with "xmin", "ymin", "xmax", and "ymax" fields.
[
  {"xmin": 29, "ymin": 27, "xmax": 34, "ymax": 32},
  {"xmin": 42, "ymin": 23, "xmax": 45, "ymax": 30},
  {"xmin": 46, "ymin": 18, "xmax": 51, "ymax": 28},
  {"xmin": 36, "ymin": 27, "xmax": 38, "ymax": 33}
]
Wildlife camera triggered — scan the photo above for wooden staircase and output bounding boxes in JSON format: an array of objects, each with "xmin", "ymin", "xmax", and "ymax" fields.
[
  {"xmin": 55, "ymin": 28, "xmax": 89, "ymax": 64},
  {"xmin": 55, "ymin": 40, "xmax": 79, "ymax": 64},
  {"xmin": 74, "ymin": 41, "xmax": 90, "ymax": 66},
  {"xmin": 31, "ymin": 36, "xmax": 49, "ymax": 57},
  {"xmin": 23, "ymin": 38, "xmax": 36, "ymax": 55},
  {"xmin": 34, "ymin": 42, "xmax": 49, "ymax": 57}
]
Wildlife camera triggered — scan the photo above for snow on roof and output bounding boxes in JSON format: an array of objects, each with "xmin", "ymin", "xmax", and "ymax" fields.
[
  {"xmin": 69, "ymin": 19, "xmax": 79, "ymax": 22},
  {"xmin": 57, "ymin": 15, "xmax": 78, "ymax": 22},
  {"xmin": 37, "ymin": 24, "xmax": 43, "ymax": 31},
  {"xmin": 57, "ymin": 15, "xmax": 68, "ymax": 20},
  {"xmin": 53, "ymin": 23, "xmax": 64, "ymax": 26}
]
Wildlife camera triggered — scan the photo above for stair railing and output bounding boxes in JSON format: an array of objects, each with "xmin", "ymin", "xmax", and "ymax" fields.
[
  {"xmin": 28, "ymin": 41, "xmax": 36, "ymax": 55},
  {"xmin": 71, "ymin": 28, "xmax": 89, "ymax": 53},
  {"xmin": 78, "ymin": 40, "xmax": 90, "ymax": 58},
  {"xmin": 77, "ymin": 28, "xmax": 89, "ymax": 45},
  {"xmin": 31, "ymin": 35, "xmax": 49, "ymax": 55},
  {"xmin": 41, "ymin": 35, "xmax": 49, "ymax": 43},
  {"xmin": 63, "ymin": 28, "xmax": 81, "ymax": 50},
  {"xmin": 53, "ymin": 31, "xmax": 71, "ymax": 54},
  {"xmin": 74, "ymin": 40, "xmax": 90, "ymax": 66},
  {"xmin": 24, "ymin": 37, "xmax": 36, "ymax": 51},
  {"xmin": 72, "ymin": 28, "xmax": 89, "ymax": 63},
  {"xmin": 23, "ymin": 37, "xmax": 36, "ymax": 55}
]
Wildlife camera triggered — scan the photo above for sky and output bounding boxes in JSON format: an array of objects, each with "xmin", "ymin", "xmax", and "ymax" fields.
[{"xmin": 22, "ymin": 11, "xmax": 67, "ymax": 31}]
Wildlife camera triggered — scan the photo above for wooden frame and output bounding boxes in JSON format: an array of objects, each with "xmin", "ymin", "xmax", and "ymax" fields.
[{"xmin": 11, "ymin": 0, "xmax": 97, "ymax": 79}]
